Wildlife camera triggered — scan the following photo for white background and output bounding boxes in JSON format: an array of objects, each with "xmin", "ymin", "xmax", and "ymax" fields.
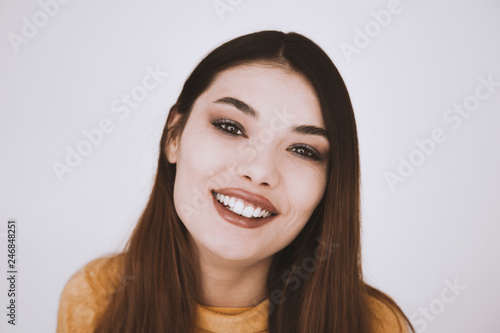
[{"xmin": 0, "ymin": 0, "xmax": 499, "ymax": 332}]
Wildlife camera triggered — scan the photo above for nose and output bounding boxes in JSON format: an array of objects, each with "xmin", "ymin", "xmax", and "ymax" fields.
[{"xmin": 235, "ymin": 144, "xmax": 280, "ymax": 188}]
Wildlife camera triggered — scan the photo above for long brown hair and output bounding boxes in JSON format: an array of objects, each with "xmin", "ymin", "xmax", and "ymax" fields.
[{"xmin": 94, "ymin": 30, "xmax": 414, "ymax": 333}]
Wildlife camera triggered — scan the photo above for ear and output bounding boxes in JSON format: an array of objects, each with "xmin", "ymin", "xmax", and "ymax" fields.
[{"xmin": 165, "ymin": 108, "xmax": 183, "ymax": 164}]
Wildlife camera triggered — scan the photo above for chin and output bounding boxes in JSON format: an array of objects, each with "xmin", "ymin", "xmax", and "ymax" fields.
[{"xmin": 203, "ymin": 236, "xmax": 266, "ymax": 262}]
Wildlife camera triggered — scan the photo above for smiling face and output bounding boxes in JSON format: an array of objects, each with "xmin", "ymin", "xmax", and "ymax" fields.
[{"xmin": 166, "ymin": 62, "xmax": 330, "ymax": 263}]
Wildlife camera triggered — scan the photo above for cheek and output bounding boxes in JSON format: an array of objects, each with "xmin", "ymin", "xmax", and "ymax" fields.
[
  {"xmin": 173, "ymin": 130, "xmax": 236, "ymax": 216},
  {"xmin": 179, "ymin": 129, "xmax": 228, "ymax": 175},
  {"xmin": 284, "ymin": 160, "xmax": 327, "ymax": 207},
  {"xmin": 274, "ymin": 162, "xmax": 327, "ymax": 237}
]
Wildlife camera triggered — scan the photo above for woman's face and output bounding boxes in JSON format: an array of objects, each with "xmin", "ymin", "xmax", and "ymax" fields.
[{"xmin": 167, "ymin": 63, "xmax": 329, "ymax": 263}]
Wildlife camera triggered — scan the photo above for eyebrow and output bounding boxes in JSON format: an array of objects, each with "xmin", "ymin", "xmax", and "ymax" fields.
[
  {"xmin": 292, "ymin": 125, "xmax": 329, "ymax": 139},
  {"xmin": 212, "ymin": 96, "xmax": 329, "ymax": 140},
  {"xmin": 214, "ymin": 97, "xmax": 257, "ymax": 118}
]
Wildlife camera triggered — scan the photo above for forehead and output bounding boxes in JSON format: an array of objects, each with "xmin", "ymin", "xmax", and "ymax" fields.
[{"xmin": 199, "ymin": 63, "xmax": 324, "ymax": 127}]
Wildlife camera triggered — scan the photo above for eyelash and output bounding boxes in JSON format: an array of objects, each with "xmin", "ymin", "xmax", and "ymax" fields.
[
  {"xmin": 211, "ymin": 118, "xmax": 246, "ymax": 137},
  {"xmin": 288, "ymin": 143, "xmax": 322, "ymax": 161},
  {"xmin": 210, "ymin": 118, "xmax": 322, "ymax": 161}
]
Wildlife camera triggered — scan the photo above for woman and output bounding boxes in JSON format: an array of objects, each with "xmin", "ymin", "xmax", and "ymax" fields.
[{"xmin": 57, "ymin": 30, "xmax": 414, "ymax": 332}]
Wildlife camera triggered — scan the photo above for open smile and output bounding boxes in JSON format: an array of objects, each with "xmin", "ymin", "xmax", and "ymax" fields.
[
  {"xmin": 213, "ymin": 191, "xmax": 274, "ymax": 218},
  {"xmin": 211, "ymin": 190, "xmax": 278, "ymax": 229}
]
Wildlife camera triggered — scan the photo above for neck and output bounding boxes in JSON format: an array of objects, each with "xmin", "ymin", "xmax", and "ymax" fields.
[{"xmin": 194, "ymin": 242, "xmax": 273, "ymax": 308}]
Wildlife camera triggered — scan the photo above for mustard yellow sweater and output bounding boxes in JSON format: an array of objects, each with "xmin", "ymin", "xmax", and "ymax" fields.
[{"xmin": 57, "ymin": 255, "xmax": 409, "ymax": 333}]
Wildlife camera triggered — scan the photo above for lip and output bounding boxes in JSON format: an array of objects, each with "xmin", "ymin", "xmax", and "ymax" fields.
[{"xmin": 211, "ymin": 188, "xmax": 279, "ymax": 229}]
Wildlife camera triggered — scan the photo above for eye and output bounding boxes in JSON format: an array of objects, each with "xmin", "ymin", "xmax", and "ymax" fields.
[
  {"xmin": 287, "ymin": 144, "xmax": 322, "ymax": 161},
  {"xmin": 211, "ymin": 118, "xmax": 246, "ymax": 137}
]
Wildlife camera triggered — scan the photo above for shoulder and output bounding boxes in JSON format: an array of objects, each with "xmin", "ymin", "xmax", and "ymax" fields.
[
  {"xmin": 57, "ymin": 254, "xmax": 124, "ymax": 333},
  {"xmin": 367, "ymin": 295, "xmax": 410, "ymax": 333}
]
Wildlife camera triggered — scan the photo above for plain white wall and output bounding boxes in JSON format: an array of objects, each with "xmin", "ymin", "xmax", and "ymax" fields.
[{"xmin": 0, "ymin": 0, "xmax": 499, "ymax": 332}]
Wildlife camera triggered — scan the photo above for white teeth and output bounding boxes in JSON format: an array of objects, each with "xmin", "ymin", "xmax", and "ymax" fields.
[
  {"xmin": 214, "ymin": 191, "xmax": 273, "ymax": 219},
  {"xmin": 242, "ymin": 206, "xmax": 254, "ymax": 218},
  {"xmin": 252, "ymin": 207, "xmax": 261, "ymax": 217},
  {"xmin": 233, "ymin": 201, "xmax": 244, "ymax": 214}
]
